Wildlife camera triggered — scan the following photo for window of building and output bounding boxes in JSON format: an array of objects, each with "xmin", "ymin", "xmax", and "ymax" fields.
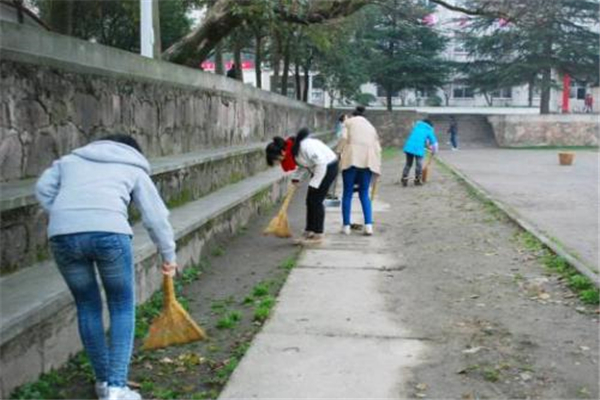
[
  {"xmin": 312, "ymin": 74, "xmax": 325, "ymax": 90},
  {"xmin": 570, "ymin": 80, "xmax": 587, "ymax": 100},
  {"xmin": 491, "ymin": 88, "xmax": 512, "ymax": 99},
  {"xmin": 452, "ymin": 86, "xmax": 474, "ymax": 98}
]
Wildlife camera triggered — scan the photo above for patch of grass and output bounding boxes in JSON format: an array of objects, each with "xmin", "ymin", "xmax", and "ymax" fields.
[
  {"xmin": 253, "ymin": 295, "xmax": 276, "ymax": 322},
  {"xmin": 509, "ymin": 145, "xmax": 598, "ymax": 151},
  {"xmin": 482, "ymin": 367, "xmax": 500, "ymax": 382},
  {"xmin": 11, "ymin": 352, "xmax": 94, "ymax": 399},
  {"xmin": 382, "ymin": 147, "xmax": 399, "ymax": 160},
  {"xmin": 153, "ymin": 388, "xmax": 180, "ymax": 400},
  {"xmin": 216, "ymin": 311, "xmax": 242, "ymax": 330},
  {"xmin": 211, "ymin": 246, "xmax": 226, "ymax": 257},
  {"xmin": 279, "ymin": 255, "xmax": 298, "ymax": 271},
  {"xmin": 516, "ymin": 232, "xmax": 599, "ymax": 305},
  {"xmin": 181, "ymin": 264, "xmax": 202, "ymax": 285},
  {"xmin": 252, "ymin": 282, "xmax": 270, "ymax": 297}
]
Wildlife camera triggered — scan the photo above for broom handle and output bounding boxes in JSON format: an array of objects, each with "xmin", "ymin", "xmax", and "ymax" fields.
[
  {"xmin": 280, "ymin": 184, "xmax": 297, "ymax": 213},
  {"xmin": 163, "ymin": 275, "xmax": 177, "ymax": 303},
  {"xmin": 370, "ymin": 176, "xmax": 379, "ymax": 201}
]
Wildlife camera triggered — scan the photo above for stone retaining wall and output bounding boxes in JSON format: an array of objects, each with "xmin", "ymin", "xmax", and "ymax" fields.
[
  {"xmin": 356, "ymin": 110, "xmax": 423, "ymax": 147},
  {"xmin": 487, "ymin": 114, "xmax": 599, "ymax": 147},
  {"xmin": 0, "ymin": 21, "xmax": 335, "ymax": 182}
]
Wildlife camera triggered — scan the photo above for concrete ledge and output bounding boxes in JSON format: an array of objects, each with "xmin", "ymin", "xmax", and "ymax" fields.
[
  {"xmin": 0, "ymin": 166, "xmax": 289, "ymax": 397},
  {"xmin": 436, "ymin": 155, "xmax": 599, "ymax": 286},
  {"xmin": 487, "ymin": 114, "xmax": 599, "ymax": 147},
  {"xmin": 0, "ymin": 21, "xmax": 316, "ymax": 112},
  {"xmin": 0, "ymin": 132, "xmax": 333, "ymax": 275}
]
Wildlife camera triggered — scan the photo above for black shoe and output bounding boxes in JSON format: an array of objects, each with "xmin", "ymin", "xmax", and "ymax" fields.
[
  {"xmin": 414, "ymin": 176, "xmax": 422, "ymax": 186},
  {"xmin": 401, "ymin": 177, "xmax": 408, "ymax": 187}
]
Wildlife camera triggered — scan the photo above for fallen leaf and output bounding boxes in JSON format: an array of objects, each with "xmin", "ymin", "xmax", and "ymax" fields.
[
  {"xmin": 520, "ymin": 372, "xmax": 532, "ymax": 382},
  {"xmin": 415, "ymin": 383, "xmax": 428, "ymax": 391},
  {"xmin": 143, "ymin": 362, "xmax": 153, "ymax": 370},
  {"xmin": 160, "ymin": 357, "xmax": 174, "ymax": 364},
  {"xmin": 470, "ymin": 294, "xmax": 480, "ymax": 299},
  {"xmin": 579, "ymin": 346, "xmax": 590, "ymax": 352},
  {"xmin": 127, "ymin": 381, "xmax": 141, "ymax": 389},
  {"xmin": 538, "ymin": 293, "xmax": 551, "ymax": 300},
  {"xmin": 416, "ymin": 394, "xmax": 426, "ymax": 398}
]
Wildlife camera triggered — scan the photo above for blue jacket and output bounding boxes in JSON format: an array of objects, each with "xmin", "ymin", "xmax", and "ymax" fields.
[
  {"xmin": 35, "ymin": 141, "xmax": 177, "ymax": 262},
  {"xmin": 403, "ymin": 121, "xmax": 438, "ymax": 157}
]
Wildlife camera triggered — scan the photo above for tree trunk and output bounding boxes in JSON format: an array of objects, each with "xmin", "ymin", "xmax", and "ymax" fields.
[
  {"xmin": 295, "ymin": 62, "xmax": 302, "ymax": 100},
  {"xmin": 528, "ymin": 76, "xmax": 535, "ymax": 107},
  {"xmin": 281, "ymin": 37, "xmax": 291, "ymax": 96},
  {"xmin": 162, "ymin": 0, "xmax": 367, "ymax": 66},
  {"xmin": 215, "ymin": 42, "xmax": 225, "ymax": 75},
  {"xmin": 540, "ymin": 67, "xmax": 551, "ymax": 114},
  {"xmin": 302, "ymin": 61, "xmax": 311, "ymax": 102},
  {"xmin": 255, "ymin": 34, "xmax": 262, "ymax": 88},
  {"xmin": 48, "ymin": 0, "xmax": 74, "ymax": 35},
  {"xmin": 386, "ymin": 88, "xmax": 393, "ymax": 111}
]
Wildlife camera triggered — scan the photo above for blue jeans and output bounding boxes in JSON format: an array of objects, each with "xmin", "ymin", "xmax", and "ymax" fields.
[
  {"xmin": 342, "ymin": 167, "xmax": 373, "ymax": 226},
  {"xmin": 450, "ymin": 131, "xmax": 458, "ymax": 148},
  {"xmin": 50, "ymin": 232, "xmax": 134, "ymax": 387}
]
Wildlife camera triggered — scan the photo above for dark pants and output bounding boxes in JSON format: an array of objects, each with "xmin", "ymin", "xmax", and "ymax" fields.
[
  {"xmin": 450, "ymin": 131, "xmax": 458, "ymax": 148},
  {"xmin": 306, "ymin": 161, "xmax": 339, "ymax": 234},
  {"xmin": 402, "ymin": 152, "xmax": 423, "ymax": 178}
]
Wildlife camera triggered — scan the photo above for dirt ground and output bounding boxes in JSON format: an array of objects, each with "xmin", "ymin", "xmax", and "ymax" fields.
[
  {"xmin": 13, "ymin": 154, "xmax": 599, "ymax": 400},
  {"xmin": 377, "ymin": 154, "xmax": 599, "ymax": 399}
]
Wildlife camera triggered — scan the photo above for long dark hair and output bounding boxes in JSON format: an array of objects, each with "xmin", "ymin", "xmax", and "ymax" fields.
[
  {"xmin": 265, "ymin": 136, "xmax": 287, "ymax": 166},
  {"xmin": 101, "ymin": 134, "xmax": 143, "ymax": 154},
  {"xmin": 292, "ymin": 127, "xmax": 310, "ymax": 157}
]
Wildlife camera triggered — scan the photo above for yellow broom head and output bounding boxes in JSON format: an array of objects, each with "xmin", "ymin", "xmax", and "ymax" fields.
[
  {"xmin": 422, "ymin": 166, "xmax": 430, "ymax": 182},
  {"xmin": 263, "ymin": 185, "xmax": 297, "ymax": 238},
  {"xmin": 142, "ymin": 276, "xmax": 207, "ymax": 350}
]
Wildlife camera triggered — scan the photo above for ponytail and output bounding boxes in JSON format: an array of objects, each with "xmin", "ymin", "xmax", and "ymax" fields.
[{"xmin": 292, "ymin": 127, "xmax": 310, "ymax": 157}]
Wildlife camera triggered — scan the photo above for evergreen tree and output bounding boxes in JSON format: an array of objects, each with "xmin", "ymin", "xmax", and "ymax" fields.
[
  {"xmin": 360, "ymin": 0, "xmax": 450, "ymax": 111},
  {"xmin": 463, "ymin": 0, "xmax": 599, "ymax": 113}
]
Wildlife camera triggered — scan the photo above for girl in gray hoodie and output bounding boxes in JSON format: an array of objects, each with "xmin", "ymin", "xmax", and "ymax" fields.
[{"xmin": 35, "ymin": 135, "xmax": 176, "ymax": 400}]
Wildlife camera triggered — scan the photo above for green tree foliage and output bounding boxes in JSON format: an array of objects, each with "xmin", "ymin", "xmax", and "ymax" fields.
[
  {"xmin": 359, "ymin": 0, "xmax": 450, "ymax": 110},
  {"xmin": 462, "ymin": 0, "xmax": 600, "ymax": 113},
  {"xmin": 36, "ymin": 0, "xmax": 193, "ymax": 53}
]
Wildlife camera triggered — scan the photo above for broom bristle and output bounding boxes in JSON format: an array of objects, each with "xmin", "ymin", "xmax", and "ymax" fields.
[
  {"xmin": 422, "ymin": 166, "xmax": 429, "ymax": 182},
  {"xmin": 263, "ymin": 210, "xmax": 292, "ymax": 238},
  {"xmin": 142, "ymin": 277, "xmax": 207, "ymax": 350}
]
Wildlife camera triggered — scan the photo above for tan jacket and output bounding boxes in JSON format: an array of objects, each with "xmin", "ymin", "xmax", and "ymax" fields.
[{"xmin": 337, "ymin": 116, "xmax": 382, "ymax": 175}]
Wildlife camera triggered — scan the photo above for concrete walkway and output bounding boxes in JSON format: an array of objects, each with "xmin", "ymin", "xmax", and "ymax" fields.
[
  {"xmin": 219, "ymin": 196, "xmax": 426, "ymax": 398},
  {"xmin": 439, "ymin": 148, "xmax": 599, "ymax": 274}
]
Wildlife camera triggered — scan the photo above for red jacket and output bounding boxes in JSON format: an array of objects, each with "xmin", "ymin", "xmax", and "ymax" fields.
[{"xmin": 281, "ymin": 138, "xmax": 297, "ymax": 172}]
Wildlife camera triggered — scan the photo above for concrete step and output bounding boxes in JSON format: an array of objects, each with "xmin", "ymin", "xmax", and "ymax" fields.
[
  {"xmin": 0, "ymin": 166, "xmax": 289, "ymax": 397},
  {"xmin": 0, "ymin": 132, "xmax": 333, "ymax": 276}
]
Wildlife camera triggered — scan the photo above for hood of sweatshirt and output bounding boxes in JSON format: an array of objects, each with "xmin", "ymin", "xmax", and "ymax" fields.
[{"xmin": 72, "ymin": 141, "xmax": 151, "ymax": 173}]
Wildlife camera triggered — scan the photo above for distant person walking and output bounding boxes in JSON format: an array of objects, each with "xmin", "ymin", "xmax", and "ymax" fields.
[
  {"xmin": 448, "ymin": 115, "xmax": 459, "ymax": 150},
  {"xmin": 335, "ymin": 114, "xmax": 348, "ymax": 139},
  {"xmin": 226, "ymin": 63, "xmax": 237, "ymax": 79},
  {"xmin": 35, "ymin": 135, "xmax": 177, "ymax": 400},
  {"xmin": 338, "ymin": 107, "xmax": 382, "ymax": 236},
  {"xmin": 584, "ymin": 93, "xmax": 594, "ymax": 113},
  {"xmin": 401, "ymin": 119, "xmax": 438, "ymax": 186}
]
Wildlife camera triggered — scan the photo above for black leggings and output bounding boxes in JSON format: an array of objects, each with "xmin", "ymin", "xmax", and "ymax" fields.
[
  {"xmin": 402, "ymin": 152, "xmax": 423, "ymax": 178},
  {"xmin": 306, "ymin": 161, "xmax": 339, "ymax": 234}
]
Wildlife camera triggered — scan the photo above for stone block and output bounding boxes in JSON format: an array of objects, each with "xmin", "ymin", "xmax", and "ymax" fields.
[
  {"xmin": 14, "ymin": 99, "xmax": 50, "ymax": 133},
  {"xmin": 24, "ymin": 129, "xmax": 59, "ymax": 177},
  {"xmin": 39, "ymin": 305, "xmax": 80, "ymax": 373},
  {"xmin": 0, "ymin": 328, "xmax": 43, "ymax": 398},
  {"xmin": 72, "ymin": 93, "xmax": 100, "ymax": 134},
  {"xmin": 0, "ymin": 129, "xmax": 23, "ymax": 181}
]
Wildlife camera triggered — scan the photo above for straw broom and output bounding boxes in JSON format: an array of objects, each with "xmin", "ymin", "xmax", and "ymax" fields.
[
  {"xmin": 142, "ymin": 275, "xmax": 207, "ymax": 350},
  {"xmin": 422, "ymin": 152, "xmax": 434, "ymax": 183},
  {"xmin": 263, "ymin": 184, "xmax": 297, "ymax": 238}
]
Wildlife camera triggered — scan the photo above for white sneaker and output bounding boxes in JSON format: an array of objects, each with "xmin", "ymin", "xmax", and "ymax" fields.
[
  {"xmin": 364, "ymin": 224, "xmax": 373, "ymax": 236},
  {"xmin": 341, "ymin": 225, "xmax": 351, "ymax": 235},
  {"xmin": 107, "ymin": 386, "xmax": 142, "ymax": 400},
  {"xmin": 95, "ymin": 382, "xmax": 108, "ymax": 400}
]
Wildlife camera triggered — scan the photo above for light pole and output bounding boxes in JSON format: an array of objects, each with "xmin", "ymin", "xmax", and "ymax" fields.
[{"xmin": 140, "ymin": 0, "xmax": 161, "ymax": 59}]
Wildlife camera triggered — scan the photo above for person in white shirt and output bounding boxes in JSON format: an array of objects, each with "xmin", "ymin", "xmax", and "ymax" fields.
[{"xmin": 265, "ymin": 128, "xmax": 338, "ymax": 245}]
